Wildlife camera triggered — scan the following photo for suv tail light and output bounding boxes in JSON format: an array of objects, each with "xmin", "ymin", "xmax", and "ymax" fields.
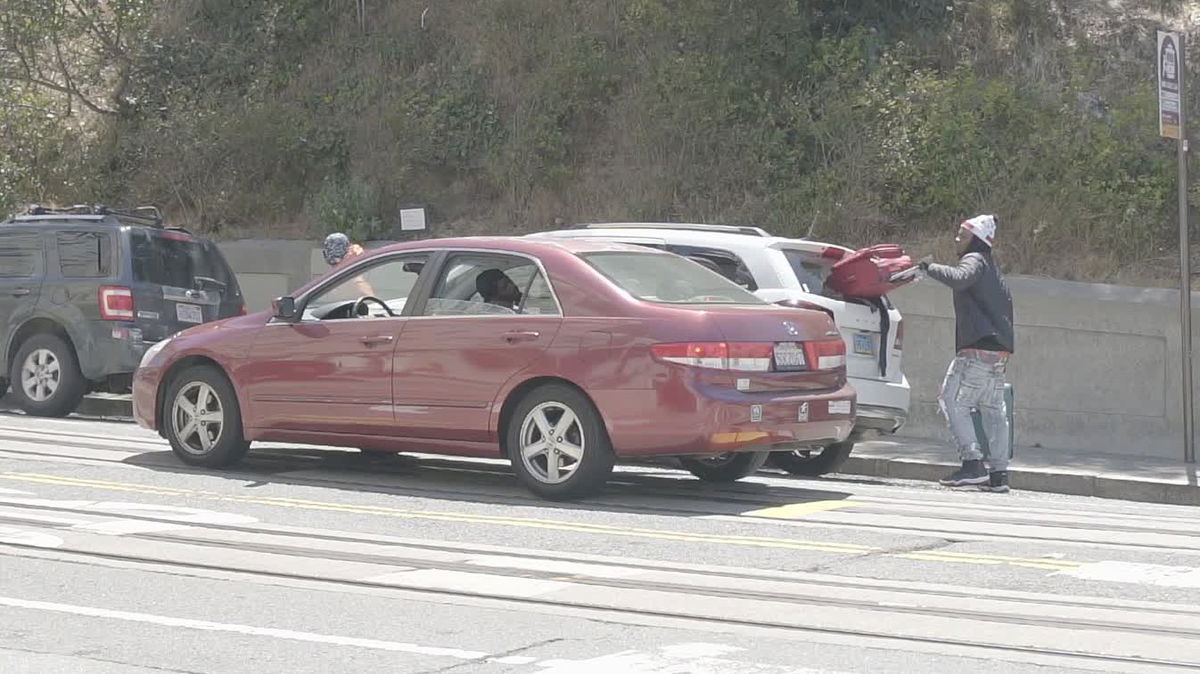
[
  {"xmin": 804, "ymin": 338, "xmax": 846, "ymax": 370},
  {"xmin": 651, "ymin": 342, "xmax": 774, "ymax": 371},
  {"xmin": 894, "ymin": 320, "xmax": 903, "ymax": 352},
  {"xmin": 99, "ymin": 286, "xmax": 134, "ymax": 321}
]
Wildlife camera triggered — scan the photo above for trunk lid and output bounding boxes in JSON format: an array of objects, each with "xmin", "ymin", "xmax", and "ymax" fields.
[{"xmin": 128, "ymin": 229, "xmax": 245, "ymax": 341}]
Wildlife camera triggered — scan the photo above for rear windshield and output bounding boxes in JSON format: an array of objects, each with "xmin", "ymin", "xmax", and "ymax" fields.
[
  {"xmin": 782, "ymin": 249, "xmax": 832, "ymax": 296},
  {"xmin": 130, "ymin": 230, "xmax": 240, "ymax": 295},
  {"xmin": 581, "ymin": 252, "xmax": 765, "ymax": 305}
]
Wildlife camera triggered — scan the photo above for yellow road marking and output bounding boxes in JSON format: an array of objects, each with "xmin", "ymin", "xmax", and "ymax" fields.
[
  {"xmin": 0, "ymin": 472, "xmax": 1082, "ymax": 570},
  {"xmin": 743, "ymin": 501, "xmax": 864, "ymax": 519}
]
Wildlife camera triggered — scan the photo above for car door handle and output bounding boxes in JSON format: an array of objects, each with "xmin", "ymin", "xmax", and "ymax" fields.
[
  {"xmin": 503, "ymin": 331, "xmax": 540, "ymax": 343},
  {"xmin": 360, "ymin": 335, "xmax": 395, "ymax": 346},
  {"xmin": 10, "ymin": 288, "xmax": 30, "ymax": 297}
]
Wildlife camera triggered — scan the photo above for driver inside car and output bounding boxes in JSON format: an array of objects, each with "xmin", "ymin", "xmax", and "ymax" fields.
[{"xmin": 476, "ymin": 268, "xmax": 523, "ymax": 311}]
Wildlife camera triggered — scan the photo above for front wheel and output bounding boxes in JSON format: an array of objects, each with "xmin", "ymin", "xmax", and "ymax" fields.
[
  {"xmin": 768, "ymin": 441, "xmax": 854, "ymax": 476},
  {"xmin": 679, "ymin": 451, "xmax": 769, "ymax": 482},
  {"xmin": 164, "ymin": 365, "xmax": 249, "ymax": 468},
  {"xmin": 506, "ymin": 384, "xmax": 614, "ymax": 500}
]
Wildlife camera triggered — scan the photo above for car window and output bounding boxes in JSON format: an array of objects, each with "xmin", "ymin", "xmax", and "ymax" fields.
[
  {"xmin": 0, "ymin": 231, "xmax": 42, "ymax": 278},
  {"xmin": 782, "ymin": 249, "xmax": 832, "ymax": 296},
  {"xmin": 305, "ymin": 254, "xmax": 427, "ymax": 319},
  {"xmin": 664, "ymin": 244, "xmax": 758, "ymax": 291},
  {"xmin": 131, "ymin": 229, "xmax": 238, "ymax": 293},
  {"xmin": 57, "ymin": 231, "xmax": 113, "ymax": 278},
  {"xmin": 422, "ymin": 254, "xmax": 560, "ymax": 317},
  {"xmin": 582, "ymin": 252, "xmax": 765, "ymax": 305}
]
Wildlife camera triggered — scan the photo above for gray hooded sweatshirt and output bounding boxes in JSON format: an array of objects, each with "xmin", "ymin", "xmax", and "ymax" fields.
[{"xmin": 925, "ymin": 251, "xmax": 1015, "ymax": 353}]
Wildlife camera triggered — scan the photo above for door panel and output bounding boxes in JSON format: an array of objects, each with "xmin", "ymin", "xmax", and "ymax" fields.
[
  {"xmin": 393, "ymin": 252, "xmax": 562, "ymax": 442},
  {"xmin": 0, "ymin": 230, "xmax": 45, "ymax": 358}
]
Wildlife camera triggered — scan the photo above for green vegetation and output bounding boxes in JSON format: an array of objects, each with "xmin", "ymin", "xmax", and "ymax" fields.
[{"xmin": 0, "ymin": 1, "xmax": 1194, "ymax": 281}]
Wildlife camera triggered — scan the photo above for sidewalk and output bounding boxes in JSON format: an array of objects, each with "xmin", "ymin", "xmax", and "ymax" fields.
[
  {"xmin": 846, "ymin": 436, "xmax": 1200, "ymax": 506},
  {"xmin": 3, "ymin": 394, "xmax": 1197, "ymax": 506}
]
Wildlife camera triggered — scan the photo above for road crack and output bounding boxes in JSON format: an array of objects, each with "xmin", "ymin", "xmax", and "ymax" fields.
[
  {"xmin": 419, "ymin": 637, "xmax": 565, "ymax": 673},
  {"xmin": 801, "ymin": 538, "xmax": 956, "ymax": 574}
]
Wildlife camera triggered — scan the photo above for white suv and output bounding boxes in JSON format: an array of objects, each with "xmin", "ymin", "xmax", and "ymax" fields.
[{"xmin": 527, "ymin": 223, "xmax": 910, "ymax": 476}]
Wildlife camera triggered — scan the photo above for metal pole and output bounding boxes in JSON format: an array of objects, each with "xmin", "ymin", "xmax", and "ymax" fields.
[{"xmin": 1179, "ymin": 34, "xmax": 1195, "ymax": 464}]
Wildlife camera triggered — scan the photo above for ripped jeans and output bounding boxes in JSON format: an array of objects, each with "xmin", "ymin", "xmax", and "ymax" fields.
[{"xmin": 938, "ymin": 350, "xmax": 1010, "ymax": 472}]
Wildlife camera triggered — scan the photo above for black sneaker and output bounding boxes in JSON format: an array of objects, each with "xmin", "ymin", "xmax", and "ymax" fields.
[
  {"xmin": 939, "ymin": 460, "xmax": 989, "ymax": 487},
  {"xmin": 981, "ymin": 471, "xmax": 1010, "ymax": 493}
]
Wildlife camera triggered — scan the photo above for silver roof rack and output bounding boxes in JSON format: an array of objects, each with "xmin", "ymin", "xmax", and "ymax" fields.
[{"xmin": 580, "ymin": 222, "xmax": 772, "ymax": 237}]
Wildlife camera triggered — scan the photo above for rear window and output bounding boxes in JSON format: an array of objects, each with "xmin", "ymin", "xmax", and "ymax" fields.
[
  {"xmin": 130, "ymin": 230, "xmax": 239, "ymax": 295},
  {"xmin": 582, "ymin": 252, "xmax": 765, "ymax": 305},
  {"xmin": 782, "ymin": 249, "xmax": 832, "ymax": 296},
  {"xmin": 57, "ymin": 231, "xmax": 112, "ymax": 278},
  {"xmin": 0, "ymin": 231, "xmax": 41, "ymax": 278}
]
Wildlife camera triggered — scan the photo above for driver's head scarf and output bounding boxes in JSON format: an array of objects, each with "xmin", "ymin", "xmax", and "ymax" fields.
[{"xmin": 322, "ymin": 232, "xmax": 351, "ymax": 266}]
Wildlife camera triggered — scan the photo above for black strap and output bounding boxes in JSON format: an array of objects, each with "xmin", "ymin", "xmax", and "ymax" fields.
[{"xmin": 866, "ymin": 296, "xmax": 889, "ymax": 377}]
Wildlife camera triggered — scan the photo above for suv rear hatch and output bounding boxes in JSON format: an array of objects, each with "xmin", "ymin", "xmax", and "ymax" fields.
[
  {"xmin": 128, "ymin": 229, "xmax": 244, "ymax": 342},
  {"xmin": 773, "ymin": 244, "xmax": 904, "ymax": 384}
]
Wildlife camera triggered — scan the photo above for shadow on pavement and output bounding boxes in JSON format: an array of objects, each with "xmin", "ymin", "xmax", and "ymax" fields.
[{"xmin": 120, "ymin": 444, "xmax": 862, "ymax": 519}]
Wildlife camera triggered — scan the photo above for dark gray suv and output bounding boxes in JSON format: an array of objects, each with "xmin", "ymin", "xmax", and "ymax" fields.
[{"xmin": 0, "ymin": 205, "xmax": 244, "ymax": 417}]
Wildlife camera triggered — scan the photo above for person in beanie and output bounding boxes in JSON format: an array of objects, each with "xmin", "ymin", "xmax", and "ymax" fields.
[
  {"xmin": 322, "ymin": 232, "xmax": 373, "ymax": 297},
  {"xmin": 918, "ymin": 215, "xmax": 1015, "ymax": 493}
]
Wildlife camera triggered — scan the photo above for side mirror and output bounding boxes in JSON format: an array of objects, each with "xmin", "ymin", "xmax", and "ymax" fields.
[{"xmin": 272, "ymin": 296, "xmax": 298, "ymax": 322}]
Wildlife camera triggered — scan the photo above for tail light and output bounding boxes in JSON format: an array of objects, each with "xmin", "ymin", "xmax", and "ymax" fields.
[
  {"xmin": 804, "ymin": 338, "xmax": 846, "ymax": 370},
  {"xmin": 651, "ymin": 342, "xmax": 774, "ymax": 371},
  {"xmin": 99, "ymin": 286, "xmax": 134, "ymax": 321},
  {"xmin": 651, "ymin": 340, "xmax": 846, "ymax": 372},
  {"xmin": 776, "ymin": 298, "xmax": 834, "ymax": 320},
  {"xmin": 894, "ymin": 320, "xmax": 904, "ymax": 352}
]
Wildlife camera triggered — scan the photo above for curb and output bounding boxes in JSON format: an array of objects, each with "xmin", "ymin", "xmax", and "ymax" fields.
[
  {"xmin": 0, "ymin": 394, "xmax": 134, "ymax": 420},
  {"xmin": 840, "ymin": 455, "xmax": 1200, "ymax": 507}
]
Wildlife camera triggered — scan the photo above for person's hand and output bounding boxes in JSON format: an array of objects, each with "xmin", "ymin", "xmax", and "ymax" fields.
[
  {"xmin": 918, "ymin": 260, "xmax": 930, "ymax": 272},
  {"xmin": 347, "ymin": 243, "xmax": 366, "ymax": 259}
]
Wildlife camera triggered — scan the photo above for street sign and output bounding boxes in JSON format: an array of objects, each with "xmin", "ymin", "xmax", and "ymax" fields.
[{"xmin": 1160, "ymin": 30, "xmax": 1183, "ymax": 139}]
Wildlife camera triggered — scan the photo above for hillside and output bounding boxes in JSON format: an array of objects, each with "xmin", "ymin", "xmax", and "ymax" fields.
[{"xmin": 1, "ymin": 1, "xmax": 1197, "ymax": 283}]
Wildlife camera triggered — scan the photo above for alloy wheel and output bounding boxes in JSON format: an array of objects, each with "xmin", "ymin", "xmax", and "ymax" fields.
[
  {"xmin": 171, "ymin": 382, "xmax": 225, "ymax": 455},
  {"xmin": 519, "ymin": 401, "xmax": 585, "ymax": 484},
  {"xmin": 20, "ymin": 349, "xmax": 61, "ymax": 402}
]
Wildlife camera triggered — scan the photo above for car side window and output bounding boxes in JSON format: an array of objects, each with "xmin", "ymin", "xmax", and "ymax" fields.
[
  {"xmin": 304, "ymin": 254, "xmax": 428, "ymax": 320},
  {"xmin": 422, "ymin": 254, "xmax": 560, "ymax": 317},
  {"xmin": 57, "ymin": 231, "xmax": 113, "ymax": 278},
  {"xmin": 0, "ymin": 232, "xmax": 42, "ymax": 278}
]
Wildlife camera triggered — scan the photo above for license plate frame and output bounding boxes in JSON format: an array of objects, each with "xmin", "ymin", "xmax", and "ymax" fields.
[
  {"xmin": 176, "ymin": 303, "xmax": 203, "ymax": 324},
  {"xmin": 773, "ymin": 342, "xmax": 807, "ymax": 371},
  {"xmin": 853, "ymin": 332, "xmax": 876, "ymax": 356}
]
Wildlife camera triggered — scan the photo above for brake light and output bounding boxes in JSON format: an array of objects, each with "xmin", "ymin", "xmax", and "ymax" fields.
[
  {"xmin": 894, "ymin": 320, "xmax": 903, "ymax": 352},
  {"xmin": 776, "ymin": 298, "xmax": 835, "ymax": 319},
  {"xmin": 804, "ymin": 338, "xmax": 846, "ymax": 370},
  {"xmin": 820, "ymin": 246, "xmax": 847, "ymax": 261},
  {"xmin": 651, "ymin": 342, "xmax": 774, "ymax": 371},
  {"xmin": 99, "ymin": 286, "xmax": 134, "ymax": 321}
]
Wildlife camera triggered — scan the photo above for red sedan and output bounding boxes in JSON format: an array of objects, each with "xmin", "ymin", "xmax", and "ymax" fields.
[{"xmin": 133, "ymin": 237, "xmax": 855, "ymax": 499}]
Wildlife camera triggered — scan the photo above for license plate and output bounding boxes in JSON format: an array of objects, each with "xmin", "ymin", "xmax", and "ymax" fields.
[
  {"xmin": 853, "ymin": 333, "xmax": 876, "ymax": 356},
  {"xmin": 176, "ymin": 303, "xmax": 203, "ymax": 324},
  {"xmin": 773, "ymin": 342, "xmax": 807, "ymax": 370},
  {"xmin": 829, "ymin": 400, "xmax": 852, "ymax": 416}
]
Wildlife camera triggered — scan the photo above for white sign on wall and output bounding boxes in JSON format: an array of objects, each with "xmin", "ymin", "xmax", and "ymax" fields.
[{"xmin": 399, "ymin": 208, "xmax": 427, "ymax": 232}]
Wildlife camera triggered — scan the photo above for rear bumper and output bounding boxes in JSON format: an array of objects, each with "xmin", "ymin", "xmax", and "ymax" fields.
[
  {"xmin": 593, "ymin": 382, "xmax": 857, "ymax": 458},
  {"xmin": 78, "ymin": 322, "xmax": 154, "ymax": 381},
  {"xmin": 847, "ymin": 374, "xmax": 910, "ymax": 434}
]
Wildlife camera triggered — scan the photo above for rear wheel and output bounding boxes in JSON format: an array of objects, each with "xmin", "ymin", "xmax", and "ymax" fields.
[
  {"xmin": 768, "ymin": 441, "xmax": 855, "ymax": 476},
  {"xmin": 164, "ymin": 365, "xmax": 249, "ymax": 468},
  {"xmin": 679, "ymin": 451, "xmax": 769, "ymax": 482},
  {"xmin": 506, "ymin": 384, "xmax": 614, "ymax": 500},
  {"xmin": 9, "ymin": 333, "xmax": 85, "ymax": 418}
]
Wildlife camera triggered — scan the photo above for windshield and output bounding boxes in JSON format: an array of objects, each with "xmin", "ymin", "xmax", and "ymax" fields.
[
  {"xmin": 582, "ymin": 252, "xmax": 765, "ymax": 304},
  {"xmin": 130, "ymin": 230, "xmax": 239, "ymax": 296}
]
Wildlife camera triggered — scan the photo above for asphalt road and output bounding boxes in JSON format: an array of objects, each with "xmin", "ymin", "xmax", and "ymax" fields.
[{"xmin": 0, "ymin": 414, "xmax": 1199, "ymax": 673}]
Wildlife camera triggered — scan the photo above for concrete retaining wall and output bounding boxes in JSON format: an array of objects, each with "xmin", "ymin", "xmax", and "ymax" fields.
[{"xmin": 217, "ymin": 239, "xmax": 1194, "ymax": 460}]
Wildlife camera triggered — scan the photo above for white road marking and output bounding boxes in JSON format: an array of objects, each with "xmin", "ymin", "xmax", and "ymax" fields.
[
  {"xmin": 0, "ymin": 497, "xmax": 257, "ymax": 536},
  {"xmin": 1059, "ymin": 561, "xmax": 1200, "ymax": 588},
  {"xmin": 0, "ymin": 527, "xmax": 62, "ymax": 548},
  {"xmin": 464, "ymin": 555, "xmax": 643, "ymax": 579},
  {"xmin": 0, "ymin": 595, "xmax": 491, "ymax": 660},
  {"xmin": 533, "ymin": 643, "xmax": 834, "ymax": 673},
  {"xmin": 0, "ymin": 488, "xmax": 33, "ymax": 495}
]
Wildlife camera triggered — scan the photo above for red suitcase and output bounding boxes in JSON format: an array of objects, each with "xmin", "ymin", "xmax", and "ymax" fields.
[{"xmin": 826, "ymin": 244, "xmax": 915, "ymax": 298}]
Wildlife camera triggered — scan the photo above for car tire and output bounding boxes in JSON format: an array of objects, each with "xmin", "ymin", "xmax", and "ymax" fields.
[
  {"xmin": 506, "ymin": 384, "xmax": 614, "ymax": 500},
  {"xmin": 9, "ymin": 333, "xmax": 86, "ymax": 418},
  {"xmin": 679, "ymin": 451, "xmax": 770, "ymax": 482},
  {"xmin": 768, "ymin": 441, "xmax": 855, "ymax": 476},
  {"xmin": 163, "ymin": 365, "xmax": 250, "ymax": 468}
]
